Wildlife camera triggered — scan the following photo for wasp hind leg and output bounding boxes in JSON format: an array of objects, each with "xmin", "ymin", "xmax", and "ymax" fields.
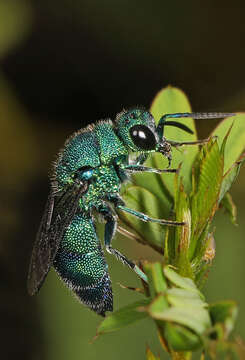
[
  {"xmin": 98, "ymin": 205, "xmax": 148, "ymax": 283},
  {"xmin": 53, "ymin": 213, "xmax": 113, "ymax": 316}
]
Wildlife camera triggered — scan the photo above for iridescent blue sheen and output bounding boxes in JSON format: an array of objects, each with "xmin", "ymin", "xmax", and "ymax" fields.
[
  {"xmin": 51, "ymin": 114, "xmax": 156, "ymax": 315},
  {"xmin": 28, "ymin": 108, "xmax": 230, "ymax": 316}
]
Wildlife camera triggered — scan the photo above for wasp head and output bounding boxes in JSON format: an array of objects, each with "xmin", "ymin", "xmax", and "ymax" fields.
[{"xmin": 115, "ymin": 108, "xmax": 179, "ymax": 167}]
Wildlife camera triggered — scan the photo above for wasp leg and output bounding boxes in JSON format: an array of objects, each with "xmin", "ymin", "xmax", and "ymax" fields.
[
  {"xmin": 98, "ymin": 205, "xmax": 148, "ymax": 283},
  {"xmin": 134, "ymin": 153, "xmax": 148, "ymax": 165},
  {"xmin": 168, "ymin": 138, "xmax": 211, "ymax": 147},
  {"xmin": 124, "ymin": 164, "xmax": 178, "ymax": 174},
  {"xmin": 116, "ymin": 204, "xmax": 185, "ymax": 226}
]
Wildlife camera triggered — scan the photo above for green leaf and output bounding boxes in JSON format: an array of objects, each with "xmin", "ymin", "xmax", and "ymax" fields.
[
  {"xmin": 190, "ymin": 140, "xmax": 224, "ymax": 258},
  {"xmin": 164, "ymin": 266, "xmax": 202, "ymax": 297},
  {"xmin": 119, "ymin": 185, "xmax": 167, "ymax": 252},
  {"xmin": 164, "ymin": 323, "xmax": 202, "ymax": 351},
  {"xmin": 220, "ymin": 193, "xmax": 237, "ymax": 225},
  {"xmin": 148, "ymin": 268, "xmax": 210, "ymax": 336},
  {"xmin": 173, "ymin": 176, "xmax": 194, "ymax": 277},
  {"xmin": 166, "ymin": 288, "xmax": 207, "ymax": 308},
  {"xmin": 149, "ymin": 86, "xmax": 198, "ymax": 195},
  {"xmin": 209, "ymin": 301, "xmax": 238, "ymax": 337},
  {"xmin": 148, "ymin": 294, "xmax": 169, "ymax": 314},
  {"xmin": 150, "ymin": 306, "xmax": 211, "ymax": 336},
  {"xmin": 212, "ymin": 113, "xmax": 245, "ymax": 173},
  {"xmin": 146, "ymin": 267, "xmax": 211, "ymax": 350},
  {"xmin": 143, "ymin": 262, "xmax": 168, "ymax": 297},
  {"xmin": 219, "ymin": 153, "xmax": 245, "ymax": 202},
  {"xmin": 96, "ymin": 298, "xmax": 151, "ymax": 336},
  {"xmin": 194, "ymin": 141, "xmax": 223, "ymax": 225}
]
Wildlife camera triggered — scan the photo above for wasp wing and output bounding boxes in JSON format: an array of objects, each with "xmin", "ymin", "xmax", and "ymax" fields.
[{"xmin": 27, "ymin": 184, "xmax": 87, "ymax": 295}]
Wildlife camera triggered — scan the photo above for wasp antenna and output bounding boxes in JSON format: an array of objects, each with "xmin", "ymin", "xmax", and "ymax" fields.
[
  {"xmin": 156, "ymin": 112, "xmax": 235, "ymax": 139},
  {"xmin": 189, "ymin": 112, "xmax": 236, "ymax": 120},
  {"xmin": 164, "ymin": 121, "xmax": 194, "ymax": 134}
]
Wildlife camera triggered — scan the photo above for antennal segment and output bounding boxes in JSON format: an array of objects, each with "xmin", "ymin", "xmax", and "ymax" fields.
[{"xmin": 156, "ymin": 112, "xmax": 235, "ymax": 139}]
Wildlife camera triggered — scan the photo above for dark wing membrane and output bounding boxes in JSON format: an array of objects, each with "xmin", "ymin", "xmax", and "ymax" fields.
[{"xmin": 27, "ymin": 184, "xmax": 87, "ymax": 295}]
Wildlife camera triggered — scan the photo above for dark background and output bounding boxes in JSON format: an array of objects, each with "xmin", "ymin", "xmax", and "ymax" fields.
[{"xmin": 0, "ymin": 1, "xmax": 245, "ymax": 359}]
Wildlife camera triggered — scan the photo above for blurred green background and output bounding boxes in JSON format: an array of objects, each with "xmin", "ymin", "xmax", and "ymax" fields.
[{"xmin": 0, "ymin": 0, "xmax": 245, "ymax": 359}]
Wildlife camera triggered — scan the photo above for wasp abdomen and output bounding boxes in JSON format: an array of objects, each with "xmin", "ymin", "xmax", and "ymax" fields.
[
  {"xmin": 53, "ymin": 213, "xmax": 112, "ymax": 315},
  {"xmin": 74, "ymin": 271, "xmax": 112, "ymax": 316}
]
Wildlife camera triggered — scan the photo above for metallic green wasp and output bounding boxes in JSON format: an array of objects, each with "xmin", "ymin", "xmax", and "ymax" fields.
[{"xmin": 27, "ymin": 109, "xmax": 233, "ymax": 316}]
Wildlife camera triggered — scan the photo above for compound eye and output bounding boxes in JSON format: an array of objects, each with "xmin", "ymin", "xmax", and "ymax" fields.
[{"xmin": 129, "ymin": 125, "xmax": 156, "ymax": 150}]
